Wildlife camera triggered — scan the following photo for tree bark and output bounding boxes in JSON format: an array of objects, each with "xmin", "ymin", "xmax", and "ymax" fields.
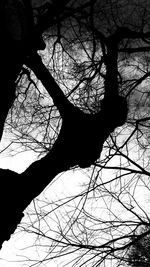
[
  {"xmin": 0, "ymin": 47, "xmax": 128, "ymax": 248},
  {"xmin": 0, "ymin": 3, "xmax": 129, "ymax": 246}
]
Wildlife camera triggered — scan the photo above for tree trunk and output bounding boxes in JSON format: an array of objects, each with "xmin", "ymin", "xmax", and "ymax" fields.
[{"xmin": 0, "ymin": 2, "xmax": 128, "ymax": 245}]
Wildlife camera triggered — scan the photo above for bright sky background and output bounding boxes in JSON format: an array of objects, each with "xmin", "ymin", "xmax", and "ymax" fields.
[
  {"xmin": 0, "ymin": 1, "xmax": 149, "ymax": 264},
  {"xmin": 0, "ymin": 146, "xmax": 148, "ymax": 267},
  {"xmin": 0, "ymin": 145, "xmax": 89, "ymax": 267},
  {"xmin": 0, "ymin": 134, "xmax": 46, "ymax": 266}
]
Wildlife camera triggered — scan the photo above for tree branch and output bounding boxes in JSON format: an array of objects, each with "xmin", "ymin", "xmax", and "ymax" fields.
[
  {"xmin": 26, "ymin": 52, "xmax": 75, "ymax": 117},
  {"xmin": 0, "ymin": 26, "xmax": 129, "ymax": 249},
  {"xmin": 119, "ymin": 46, "xmax": 150, "ymax": 53}
]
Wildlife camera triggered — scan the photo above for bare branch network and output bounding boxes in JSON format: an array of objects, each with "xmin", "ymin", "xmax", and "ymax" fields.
[{"xmin": 0, "ymin": 0, "xmax": 150, "ymax": 266}]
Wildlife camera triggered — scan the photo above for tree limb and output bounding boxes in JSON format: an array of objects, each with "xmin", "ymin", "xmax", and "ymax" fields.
[{"xmin": 26, "ymin": 52, "xmax": 74, "ymax": 117}]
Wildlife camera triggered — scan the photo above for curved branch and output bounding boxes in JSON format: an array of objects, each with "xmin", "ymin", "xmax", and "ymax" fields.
[
  {"xmin": 26, "ymin": 52, "xmax": 75, "ymax": 117},
  {"xmin": 0, "ymin": 47, "xmax": 128, "ymax": 249}
]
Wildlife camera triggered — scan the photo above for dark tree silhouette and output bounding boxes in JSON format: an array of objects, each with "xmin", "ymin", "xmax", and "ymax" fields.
[
  {"xmin": 125, "ymin": 227, "xmax": 150, "ymax": 267},
  {"xmin": 0, "ymin": 0, "xmax": 138, "ymax": 249},
  {"xmin": 0, "ymin": 0, "xmax": 45, "ymax": 140}
]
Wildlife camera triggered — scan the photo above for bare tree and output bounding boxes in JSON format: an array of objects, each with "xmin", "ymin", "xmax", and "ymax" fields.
[
  {"xmin": 1, "ymin": 2, "xmax": 150, "ymax": 266},
  {"xmin": 123, "ymin": 225, "xmax": 150, "ymax": 267}
]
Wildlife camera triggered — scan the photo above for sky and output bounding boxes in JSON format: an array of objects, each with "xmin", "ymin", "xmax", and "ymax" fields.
[
  {"xmin": 0, "ymin": 148, "xmax": 89, "ymax": 267},
  {"xmin": 1, "ymin": 1, "xmax": 150, "ymax": 265},
  {"xmin": 0, "ymin": 134, "xmax": 45, "ymax": 266},
  {"xmin": 0, "ymin": 144, "xmax": 149, "ymax": 267}
]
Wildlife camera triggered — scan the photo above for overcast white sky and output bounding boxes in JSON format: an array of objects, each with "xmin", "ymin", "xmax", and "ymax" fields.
[{"xmin": 0, "ymin": 152, "xmax": 88, "ymax": 267}]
